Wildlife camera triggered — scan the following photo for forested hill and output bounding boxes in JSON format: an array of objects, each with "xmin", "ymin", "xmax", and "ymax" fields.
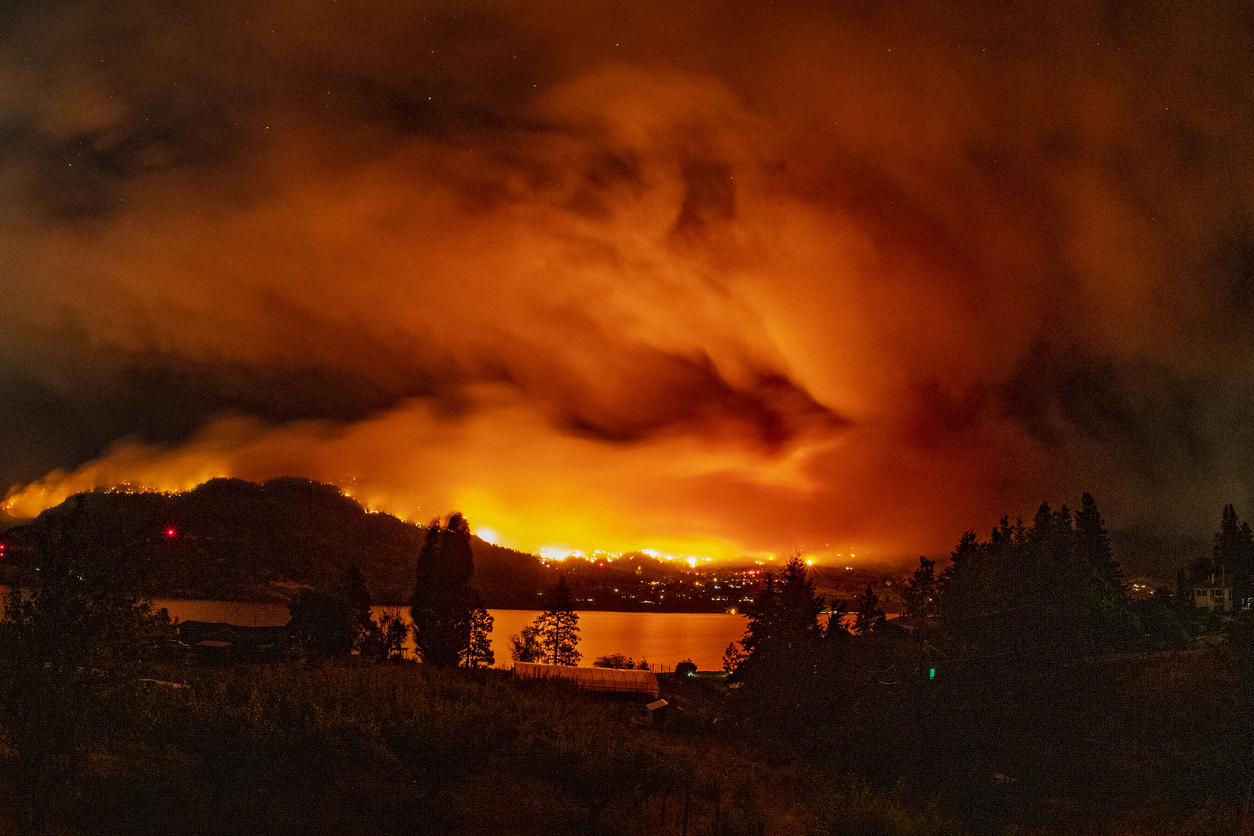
[{"xmin": 0, "ymin": 478, "xmax": 545, "ymax": 606}]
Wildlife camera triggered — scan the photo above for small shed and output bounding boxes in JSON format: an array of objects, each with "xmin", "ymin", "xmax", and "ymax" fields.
[{"xmin": 513, "ymin": 662, "xmax": 659, "ymax": 699}]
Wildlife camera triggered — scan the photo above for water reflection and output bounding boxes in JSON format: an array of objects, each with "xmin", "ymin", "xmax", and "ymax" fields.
[
  {"xmin": 151, "ymin": 600, "xmax": 747, "ymax": 671},
  {"xmin": 0, "ymin": 585, "xmax": 748, "ymax": 671}
]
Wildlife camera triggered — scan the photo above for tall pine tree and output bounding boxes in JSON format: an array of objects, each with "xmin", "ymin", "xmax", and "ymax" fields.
[
  {"xmin": 731, "ymin": 555, "xmax": 826, "ymax": 729},
  {"xmin": 852, "ymin": 586, "xmax": 886, "ymax": 636},
  {"xmin": 1212, "ymin": 504, "xmax": 1254, "ymax": 610},
  {"xmin": 410, "ymin": 513, "xmax": 479, "ymax": 667},
  {"xmin": 531, "ymin": 576, "xmax": 581, "ymax": 666},
  {"xmin": 459, "ymin": 589, "xmax": 496, "ymax": 668},
  {"xmin": 903, "ymin": 556, "xmax": 939, "ymax": 622}
]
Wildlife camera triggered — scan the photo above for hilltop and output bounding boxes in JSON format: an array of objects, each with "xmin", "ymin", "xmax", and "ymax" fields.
[
  {"xmin": 1, "ymin": 478, "xmax": 928, "ymax": 611},
  {"xmin": 0, "ymin": 478, "xmax": 545, "ymax": 606}
]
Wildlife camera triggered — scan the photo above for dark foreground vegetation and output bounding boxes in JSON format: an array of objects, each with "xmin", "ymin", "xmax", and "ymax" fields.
[
  {"xmin": 2, "ymin": 491, "xmax": 1254, "ymax": 835},
  {"xmin": 0, "ymin": 647, "xmax": 1251, "ymax": 836},
  {"xmin": 0, "ymin": 661, "xmax": 944, "ymax": 836}
]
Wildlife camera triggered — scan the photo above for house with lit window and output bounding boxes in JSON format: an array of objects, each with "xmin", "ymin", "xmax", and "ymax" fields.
[{"xmin": 1187, "ymin": 571, "xmax": 1234, "ymax": 612}]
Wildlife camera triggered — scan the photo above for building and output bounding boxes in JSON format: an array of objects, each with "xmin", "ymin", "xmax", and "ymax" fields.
[{"xmin": 1187, "ymin": 572, "xmax": 1234, "ymax": 612}]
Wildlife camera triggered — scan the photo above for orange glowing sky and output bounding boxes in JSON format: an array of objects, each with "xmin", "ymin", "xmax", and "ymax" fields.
[{"xmin": 3, "ymin": 0, "xmax": 1254, "ymax": 566}]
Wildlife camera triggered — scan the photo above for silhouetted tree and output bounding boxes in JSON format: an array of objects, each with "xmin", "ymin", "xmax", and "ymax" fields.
[
  {"xmin": 732, "ymin": 555, "xmax": 826, "ymax": 728},
  {"xmin": 509, "ymin": 624, "xmax": 543, "ymax": 663},
  {"xmin": 593, "ymin": 653, "xmax": 635, "ymax": 669},
  {"xmin": 288, "ymin": 588, "xmax": 358, "ymax": 657},
  {"xmin": 938, "ymin": 529, "xmax": 985, "ymax": 637},
  {"xmin": 288, "ymin": 564, "xmax": 379, "ymax": 658},
  {"xmin": 459, "ymin": 590, "xmax": 495, "ymax": 668},
  {"xmin": 1076, "ymin": 494, "xmax": 1119, "ymax": 586},
  {"xmin": 532, "ymin": 576, "xmax": 581, "ymax": 665},
  {"xmin": 338, "ymin": 563, "xmax": 375, "ymax": 648},
  {"xmin": 410, "ymin": 514, "xmax": 478, "ymax": 666},
  {"xmin": 722, "ymin": 641, "xmax": 747, "ymax": 673},
  {"xmin": 592, "ymin": 653, "xmax": 652, "ymax": 670},
  {"xmin": 852, "ymin": 586, "xmax": 886, "ymax": 636},
  {"xmin": 737, "ymin": 555, "xmax": 826, "ymax": 665},
  {"xmin": 360, "ymin": 609, "xmax": 410, "ymax": 661},
  {"xmin": 1075, "ymin": 493, "xmax": 1135, "ymax": 641},
  {"xmin": 903, "ymin": 557, "xmax": 939, "ymax": 621},
  {"xmin": 1211, "ymin": 504, "xmax": 1254, "ymax": 611},
  {"xmin": 938, "ymin": 495, "xmax": 1136, "ymax": 677}
]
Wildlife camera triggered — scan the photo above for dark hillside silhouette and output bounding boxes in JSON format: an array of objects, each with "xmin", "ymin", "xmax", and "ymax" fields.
[{"xmin": 1, "ymin": 479, "xmax": 543, "ymax": 605}]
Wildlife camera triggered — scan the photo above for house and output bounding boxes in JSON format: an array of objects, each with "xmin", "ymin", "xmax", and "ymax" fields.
[{"xmin": 1187, "ymin": 572, "xmax": 1234, "ymax": 612}]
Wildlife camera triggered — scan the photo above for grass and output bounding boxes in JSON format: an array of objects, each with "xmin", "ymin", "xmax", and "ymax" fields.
[{"xmin": 1, "ymin": 645, "xmax": 1251, "ymax": 835}]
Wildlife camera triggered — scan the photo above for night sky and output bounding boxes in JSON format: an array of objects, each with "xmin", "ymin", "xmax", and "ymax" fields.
[{"xmin": 2, "ymin": 0, "xmax": 1253, "ymax": 565}]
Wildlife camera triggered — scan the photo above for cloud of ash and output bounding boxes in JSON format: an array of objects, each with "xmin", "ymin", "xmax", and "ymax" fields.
[{"xmin": 3, "ymin": 0, "xmax": 1254, "ymax": 563}]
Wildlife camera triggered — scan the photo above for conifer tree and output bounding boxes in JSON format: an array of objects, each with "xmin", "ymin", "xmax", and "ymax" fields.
[
  {"xmin": 903, "ymin": 557, "xmax": 938, "ymax": 621},
  {"xmin": 852, "ymin": 586, "xmax": 886, "ymax": 636},
  {"xmin": 1077, "ymin": 493, "xmax": 1122, "ymax": 591},
  {"xmin": 1211, "ymin": 504, "xmax": 1254, "ymax": 610},
  {"xmin": 732, "ymin": 555, "xmax": 826, "ymax": 725},
  {"xmin": 460, "ymin": 589, "xmax": 495, "ymax": 668},
  {"xmin": 410, "ymin": 513, "xmax": 481, "ymax": 666},
  {"xmin": 531, "ymin": 576, "xmax": 581, "ymax": 666},
  {"xmin": 938, "ymin": 494, "xmax": 1135, "ymax": 669},
  {"xmin": 338, "ymin": 563, "xmax": 375, "ymax": 650},
  {"xmin": 738, "ymin": 555, "xmax": 826, "ymax": 664}
]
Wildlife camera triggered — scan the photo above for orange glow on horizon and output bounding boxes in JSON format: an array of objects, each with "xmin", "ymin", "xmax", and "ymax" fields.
[
  {"xmin": 2, "ymin": 463, "xmax": 890, "ymax": 566},
  {"xmin": 0, "ymin": 0, "xmax": 1249, "ymax": 582}
]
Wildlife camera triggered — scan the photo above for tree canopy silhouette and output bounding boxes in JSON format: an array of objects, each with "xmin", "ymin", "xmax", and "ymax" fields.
[
  {"xmin": 938, "ymin": 494, "xmax": 1134, "ymax": 680},
  {"xmin": 0, "ymin": 501, "xmax": 160, "ymax": 835},
  {"xmin": 729, "ymin": 555, "xmax": 827, "ymax": 730},
  {"xmin": 410, "ymin": 513, "xmax": 481, "ymax": 667},
  {"xmin": 288, "ymin": 564, "xmax": 378, "ymax": 658},
  {"xmin": 526, "ymin": 576, "xmax": 581, "ymax": 666}
]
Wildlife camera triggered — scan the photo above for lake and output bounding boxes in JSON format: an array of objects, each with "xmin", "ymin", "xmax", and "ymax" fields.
[
  {"xmin": 155, "ymin": 600, "xmax": 748, "ymax": 672},
  {"xmin": 0, "ymin": 588, "xmax": 749, "ymax": 670}
]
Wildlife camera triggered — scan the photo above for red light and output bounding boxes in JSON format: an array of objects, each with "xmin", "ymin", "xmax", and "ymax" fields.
[{"xmin": 164, "ymin": 527, "xmax": 177, "ymax": 539}]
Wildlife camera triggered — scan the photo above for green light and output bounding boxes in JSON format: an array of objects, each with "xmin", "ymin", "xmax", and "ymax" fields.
[{"xmin": 929, "ymin": 668, "xmax": 936, "ymax": 679}]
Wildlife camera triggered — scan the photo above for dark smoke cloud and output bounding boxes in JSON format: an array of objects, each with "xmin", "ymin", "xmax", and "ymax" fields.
[{"xmin": 2, "ymin": 0, "xmax": 1253, "ymax": 564}]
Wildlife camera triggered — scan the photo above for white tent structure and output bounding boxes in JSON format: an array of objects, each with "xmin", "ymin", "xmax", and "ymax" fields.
[{"xmin": 512, "ymin": 662, "xmax": 659, "ymax": 698}]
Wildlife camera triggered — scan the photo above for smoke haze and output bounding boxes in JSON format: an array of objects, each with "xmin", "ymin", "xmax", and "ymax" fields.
[{"xmin": 3, "ymin": 0, "xmax": 1253, "ymax": 563}]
